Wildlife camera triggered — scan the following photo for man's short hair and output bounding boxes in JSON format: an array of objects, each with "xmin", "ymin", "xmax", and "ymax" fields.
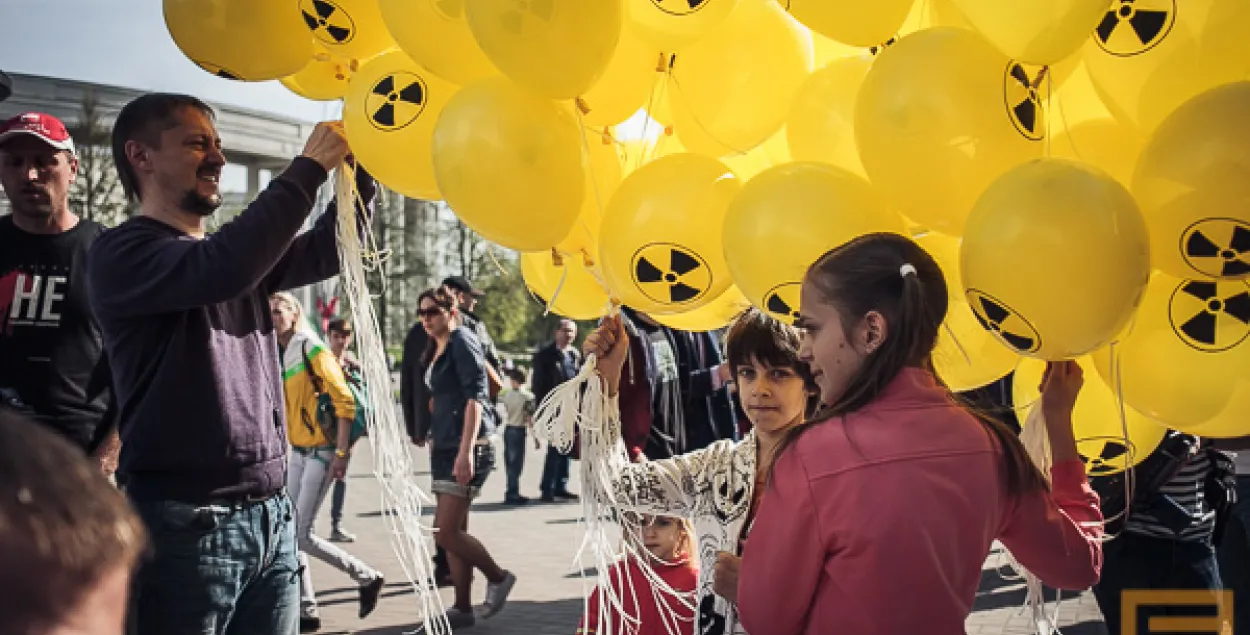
[
  {"xmin": 0, "ymin": 410, "xmax": 147, "ymax": 634},
  {"xmin": 111, "ymin": 93, "xmax": 215, "ymax": 203},
  {"xmin": 327, "ymin": 317, "xmax": 352, "ymax": 335}
]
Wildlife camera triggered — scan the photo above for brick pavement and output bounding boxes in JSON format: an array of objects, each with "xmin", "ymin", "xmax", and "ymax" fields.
[{"xmin": 307, "ymin": 440, "xmax": 1109, "ymax": 635}]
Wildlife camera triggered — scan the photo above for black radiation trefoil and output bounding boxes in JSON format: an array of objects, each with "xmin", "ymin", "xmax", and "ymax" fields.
[
  {"xmin": 652, "ymin": 0, "xmax": 711, "ymax": 16},
  {"xmin": 1004, "ymin": 63, "xmax": 1045, "ymax": 141},
  {"xmin": 302, "ymin": 0, "xmax": 356, "ymax": 45},
  {"xmin": 194, "ymin": 61, "xmax": 241, "ymax": 81},
  {"xmin": 966, "ymin": 289, "xmax": 1042, "ymax": 353},
  {"xmin": 1168, "ymin": 279, "xmax": 1250, "ymax": 353},
  {"xmin": 632, "ymin": 243, "xmax": 712, "ymax": 306},
  {"xmin": 1079, "ymin": 438, "xmax": 1131, "ymax": 476},
  {"xmin": 501, "ymin": 0, "xmax": 555, "ymax": 35},
  {"xmin": 365, "ymin": 74, "xmax": 427, "ymax": 131},
  {"xmin": 1094, "ymin": 0, "xmax": 1175, "ymax": 57},
  {"xmin": 763, "ymin": 282, "xmax": 802, "ymax": 325},
  {"xmin": 1181, "ymin": 218, "xmax": 1250, "ymax": 279}
]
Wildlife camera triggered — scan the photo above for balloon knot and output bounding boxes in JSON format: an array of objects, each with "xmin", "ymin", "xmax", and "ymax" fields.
[
  {"xmin": 600, "ymin": 127, "xmax": 612, "ymax": 145},
  {"xmin": 575, "ymin": 97, "xmax": 591, "ymax": 115},
  {"xmin": 582, "ymin": 251, "xmax": 595, "ymax": 268},
  {"xmin": 663, "ymin": 125, "xmax": 674, "ymax": 136},
  {"xmin": 655, "ymin": 53, "xmax": 670, "ymax": 73},
  {"xmin": 550, "ymin": 248, "xmax": 564, "ymax": 267}
]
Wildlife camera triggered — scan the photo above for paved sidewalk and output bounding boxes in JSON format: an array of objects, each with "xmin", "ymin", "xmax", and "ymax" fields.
[{"xmin": 306, "ymin": 439, "xmax": 1109, "ymax": 635}]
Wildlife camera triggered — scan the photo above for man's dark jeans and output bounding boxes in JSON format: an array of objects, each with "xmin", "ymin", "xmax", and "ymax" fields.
[
  {"xmin": 539, "ymin": 443, "xmax": 571, "ymax": 497},
  {"xmin": 127, "ymin": 491, "xmax": 300, "ymax": 635},
  {"xmin": 1093, "ymin": 531, "xmax": 1223, "ymax": 635},
  {"xmin": 1218, "ymin": 475, "xmax": 1250, "ymax": 635},
  {"xmin": 504, "ymin": 426, "xmax": 528, "ymax": 499}
]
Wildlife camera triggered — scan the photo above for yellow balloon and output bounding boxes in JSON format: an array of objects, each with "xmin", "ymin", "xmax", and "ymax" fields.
[
  {"xmin": 466, "ymin": 0, "xmax": 623, "ymax": 100},
  {"xmin": 580, "ymin": 29, "xmax": 665, "ymax": 127},
  {"xmin": 856, "ymin": 28, "xmax": 1045, "ymax": 235},
  {"xmin": 343, "ymin": 50, "xmax": 456, "ymax": 200},
  {"xmin": 1133, "ymin": 82, "xmax": 1250, "ymax": 282},
  {"xmin": 557, "ymin": 131, "xmax": 625, "ymax": 260},
  {"xmin": 600, "ymin": 153, "xmax": 740, "ymax": 314},
  {"xmin": 432, "ymin": 77, "xmax": 585, "ymax": 252},
  {"xmin": 627, "ymin": 0, "xmax": 741, "ymax": 52},
  {"xmin": 281, "ymin": 47, "xmax": 354, "ymax": 101},
  {"xmin": 721, "ymin": 129, "xmax": 792, "ymax": 183},
  {"xmin": 1083, "ymin": 0, "xmax": 1250, "ymax": 135},
  {"xmin": 782, "ymin": 0, "xmax": 913, "ymax": 48},
  {"xmin": 164, "ymin": 0, "xmax": 314, "ymax": 81},
  {"xmin": 1092, "ymin": 271, "xmax": 1249, "ymax": 429},
  {"xmin": 619, "ymin": 127, "xmax": 687, "ymax": 177},
  {"xmin": 378, "ymin": 0, "xmax": 498, "ymax": 86},
  {"xmin": 898, "ymin": 0, "xmax": 970, "ymax": 35},
  {"xmin": 652, "ymin": 285, "xmax": 752, "ymax": 332},
  {"xmin": 669, "ymin": 0, "xmax": 814, "ymax": 157},
  {"xmin": 1188, "ymin": 380, "xmax": 1250, "ymax": 438},
  {"xmin": 786, "ymin": 55, "xmax": 873, "ymax": 176},
  {"xmin": 1050, "ymin": 119, "xmax": 1144, "ymax": 189},
  {"xmin": 914, "ymin": 231, "xmax": 1019, "ymax": 391},
  {"xmin": 723, "ymin": 162, "xmax": 905, "ymax": 324},
  {"xmin": 952, "ymin": 0, "xmax": 1110, "ymax": 65},
  {"xmin": 297, "ymin": 0, "xmax": 395, "ymax": 63},
  {"xmin": 1015, "ymin": 357, "xmax": 1167, "ymax": 475},
  {"xmin": 961, "ymin": 159, "xmax": 1151, "ymax": 360},
  {"xmin": 521, "ymin": 252, "xmax": 611, "ymax": 321}
]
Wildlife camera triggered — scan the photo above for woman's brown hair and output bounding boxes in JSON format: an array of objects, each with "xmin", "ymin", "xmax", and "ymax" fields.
[
  {"xmin": 417, "ymin": 288, "xmax": 456, "ymax": 367},
  {"xmin": 774, "ymin": 232, "xmax": 1045, "ymax": 499}
]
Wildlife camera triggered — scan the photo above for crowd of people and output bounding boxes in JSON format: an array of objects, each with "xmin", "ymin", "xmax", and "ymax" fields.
[{"xmin": 0, "ymin": 93, "xmax": 1247, "ymax": 635}]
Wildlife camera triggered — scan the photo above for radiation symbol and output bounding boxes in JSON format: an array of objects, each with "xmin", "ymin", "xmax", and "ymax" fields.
[
  {"xmin": 499, "ymin": 0, "xmax": 555, "ymax": 36},
  {"xmin": 651, "ymin": 0, "xmax": 711, "ymax": 16},
  {"xmin": 1078, "ymin": 437, "xmax": 1133, "ymax": 476},
  {"xmin": 1180, "ymin": 218, "xmax": 1250, "ymax": 280},
  {"xmin": 301, "ymin": 0, "xmax": 357, "ymax": 45},
  {"xmin": 1168, "ymin": 279, "xmax": 1250, "ymax": 353},
  {"xmin": 966, "ymin": 289, "xmax": 1042, "ymax": 354},
  {"xmin": 763, "ymin": 282, "xmax": 802, "ymax": 325},
  {"xmin": 631, "ymin": 243, "xmax": 713, "ymax": 306},
  {"xmin": 365, "ymin": 73, "xmax": 427, "ymax": 132},
  {"xmin": 432, "ymin": 0, "xmax": 464, "ymax": 20},
  {"xmin": 1003, "ymin": 63, "xmax": 1045, "ymax": 141},
  {"xmin": 1093, "ymin": 0, "xmax": 1175, "ymax": 57},
  {"xmin": 194, "ymin": 61, "xmax": 241, "ymax": 81}
]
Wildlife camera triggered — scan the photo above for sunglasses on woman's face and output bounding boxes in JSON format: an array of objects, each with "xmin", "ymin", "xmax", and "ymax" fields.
[{"xmin": 417, "ymin": 308, "xmax": 444, "ymax": 319}]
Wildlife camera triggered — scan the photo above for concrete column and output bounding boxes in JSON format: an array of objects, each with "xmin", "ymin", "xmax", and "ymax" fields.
[{"xmin": 245, "ymin": 163, "xmax": 261, "ymax": 201}]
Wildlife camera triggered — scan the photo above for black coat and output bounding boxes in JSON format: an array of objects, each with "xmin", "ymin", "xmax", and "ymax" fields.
[
  {"xmin": 531, "ymin": 342, "xmax": 581, "ymax": 406},
  {"xmin": 400, "ymin": 322, "xmax": 430, "ymax": 441}
]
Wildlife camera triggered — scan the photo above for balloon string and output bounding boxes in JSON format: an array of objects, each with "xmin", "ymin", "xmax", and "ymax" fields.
[{"xmin": 573, "ymin": 107, "xmax": 619, "ymax": 305}]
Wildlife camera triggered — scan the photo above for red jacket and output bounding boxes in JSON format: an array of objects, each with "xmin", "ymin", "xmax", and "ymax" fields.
[{"xmin": 578, "ymin": 554, "xmax": 698, "ymax": 635}]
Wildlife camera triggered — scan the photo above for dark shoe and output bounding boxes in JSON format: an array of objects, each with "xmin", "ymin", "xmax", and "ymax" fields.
[
  {"xmin": 299, "ymin": 613, "xmax": 321, "ymax": 633},
  {"xmin": 553, "ymin": 490, "xmax": 579, "ymax": 501},
  {"xmin": 504, "ymin": 495, "xmax": 530, "ymax": 505},
  {"xmin": 359, "ymin": 574, "xmax": 385, "ymax": 618},
  {"xmin": 540, "ymin": 493, "xmax": 556, "ymax": 503}
]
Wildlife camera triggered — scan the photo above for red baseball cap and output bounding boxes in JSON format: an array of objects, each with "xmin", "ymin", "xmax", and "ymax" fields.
[{"xmin": 0, "ymin": 112, "xmax": 76, "ymax": 154}]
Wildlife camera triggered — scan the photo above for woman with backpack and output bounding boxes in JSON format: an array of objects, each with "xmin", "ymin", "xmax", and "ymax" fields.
[{"xmin": 271, "ymin": 292, "xmax": 385, "ymax": 633}]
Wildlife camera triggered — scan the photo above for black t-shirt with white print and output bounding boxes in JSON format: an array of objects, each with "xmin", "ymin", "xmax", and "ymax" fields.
[{"xmin": 0, "ymin": 214, "xmax": 110, "ymax": 449}]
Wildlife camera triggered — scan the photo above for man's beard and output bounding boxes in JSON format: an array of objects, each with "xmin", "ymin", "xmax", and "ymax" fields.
[{"xmin": 180, "ymin": 190, "xmax": 221, "ymax": 217}]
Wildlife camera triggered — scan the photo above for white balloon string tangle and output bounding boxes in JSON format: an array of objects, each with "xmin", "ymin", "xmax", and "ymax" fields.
[{"xmin": 334, "ymin": 164, "xmax": 449, "ymax": 634}]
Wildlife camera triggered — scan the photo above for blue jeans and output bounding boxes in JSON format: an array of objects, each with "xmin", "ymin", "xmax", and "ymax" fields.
[
  {"xmin": 128, "ymin": 492, "xmax": 300, "ymax": 635},
  {"xmin": 1093, "ymin": 531, "xmax": 1223, "ymax": 635},
  {"xmin": 504, "ymin": 427, "xmax": 528, "ymax": 498},
  {"xmin": 1218, "ymin": 475, "xmax": 1250, "ymax": 635},
  {"xmin": 539, "ymin": 443, "xmax": 570, "ymax": 496}
]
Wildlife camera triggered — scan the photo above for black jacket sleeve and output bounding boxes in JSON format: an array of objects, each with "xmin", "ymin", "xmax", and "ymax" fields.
[
  {"xmin": 400, "ymin": 323, "xmax": 429, "ymax": 440},
  {"xmin": 451, "ymin": 331, "xmax": 490, "ymax": 407},
  {"xmin": 531, "ymin": 346, "xmax": 556, "ymax": 405},
  {"xmin": 263, "ymin": 167, "xmax": 376, "ymax": 293}
]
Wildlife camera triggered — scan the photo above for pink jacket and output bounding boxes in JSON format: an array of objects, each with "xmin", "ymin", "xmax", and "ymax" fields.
[{"xmin": 737, "ymin": 368, "xmax": 1103, "ymax": 635}]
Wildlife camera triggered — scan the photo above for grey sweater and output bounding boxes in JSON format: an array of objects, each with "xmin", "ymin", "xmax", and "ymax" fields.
[{"xmin": 87, "ymin": 158, "xmax": 366, "ymax": 503}]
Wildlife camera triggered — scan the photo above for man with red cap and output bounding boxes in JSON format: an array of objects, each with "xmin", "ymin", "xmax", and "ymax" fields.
[{"xmin": 0, "ymin": 112, "xmax": 119, "ymax": 475}]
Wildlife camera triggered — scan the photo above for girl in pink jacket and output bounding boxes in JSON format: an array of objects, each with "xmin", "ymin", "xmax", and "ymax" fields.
[{"xmin": 737, "ymin": 232, "xmax": 1104, "ymax": 635}]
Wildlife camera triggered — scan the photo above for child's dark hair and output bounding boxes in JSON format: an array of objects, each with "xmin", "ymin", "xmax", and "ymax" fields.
[
  {"xmin": 418, "ymin": 288, "xmax": 456, "ymax": 366},
  {"xmin": 724, "ymin": 307, "xmax": 819, "ymax": 415},
  {"xmin": 777, "ymin": 232, "xmax": 1045, "ymax": 499},
  {"xmin": 507, "ymin": 367, "xmax": 528, "ymax": 385},
  {"xmin": 327, "ymin": 318, "xmax": 352, "ymax": 335}
]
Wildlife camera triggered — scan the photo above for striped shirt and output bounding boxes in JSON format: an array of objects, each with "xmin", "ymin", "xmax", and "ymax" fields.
[{"xmin": 1126, "ymin": 447, "xmax": 1216, "ymax": 542}]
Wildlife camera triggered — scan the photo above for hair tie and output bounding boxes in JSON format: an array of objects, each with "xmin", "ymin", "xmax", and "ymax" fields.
[{"xmin": 900, "ymin": 263, "xmax": 918, "ymax": 278}]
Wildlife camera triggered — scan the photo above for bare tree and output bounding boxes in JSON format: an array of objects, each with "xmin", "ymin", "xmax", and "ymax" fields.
[{"xmin": 67, "ymin": 90, "xmax": 128, "ymax": 225}]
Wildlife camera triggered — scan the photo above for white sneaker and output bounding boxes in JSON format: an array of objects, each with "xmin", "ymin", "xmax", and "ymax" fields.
[{"xmin": 479, "ymin": 570, "xmax": 516, "ymax": 619}]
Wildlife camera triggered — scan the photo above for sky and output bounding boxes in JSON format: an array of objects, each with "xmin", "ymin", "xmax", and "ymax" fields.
[{"xmin": 0, "ymin": 0, "xmax": 336, "ymax": 123}]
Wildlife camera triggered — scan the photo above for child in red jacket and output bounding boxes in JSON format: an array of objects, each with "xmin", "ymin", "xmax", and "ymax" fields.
[{"xmin": 578, "ymin": 514, "xmax": 698, "ymax": 635}]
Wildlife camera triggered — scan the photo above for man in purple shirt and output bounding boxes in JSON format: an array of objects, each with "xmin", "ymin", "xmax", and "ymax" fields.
[{"xmin": 87, "ymin": 93, "xmax": 371, "ymax": 634}]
